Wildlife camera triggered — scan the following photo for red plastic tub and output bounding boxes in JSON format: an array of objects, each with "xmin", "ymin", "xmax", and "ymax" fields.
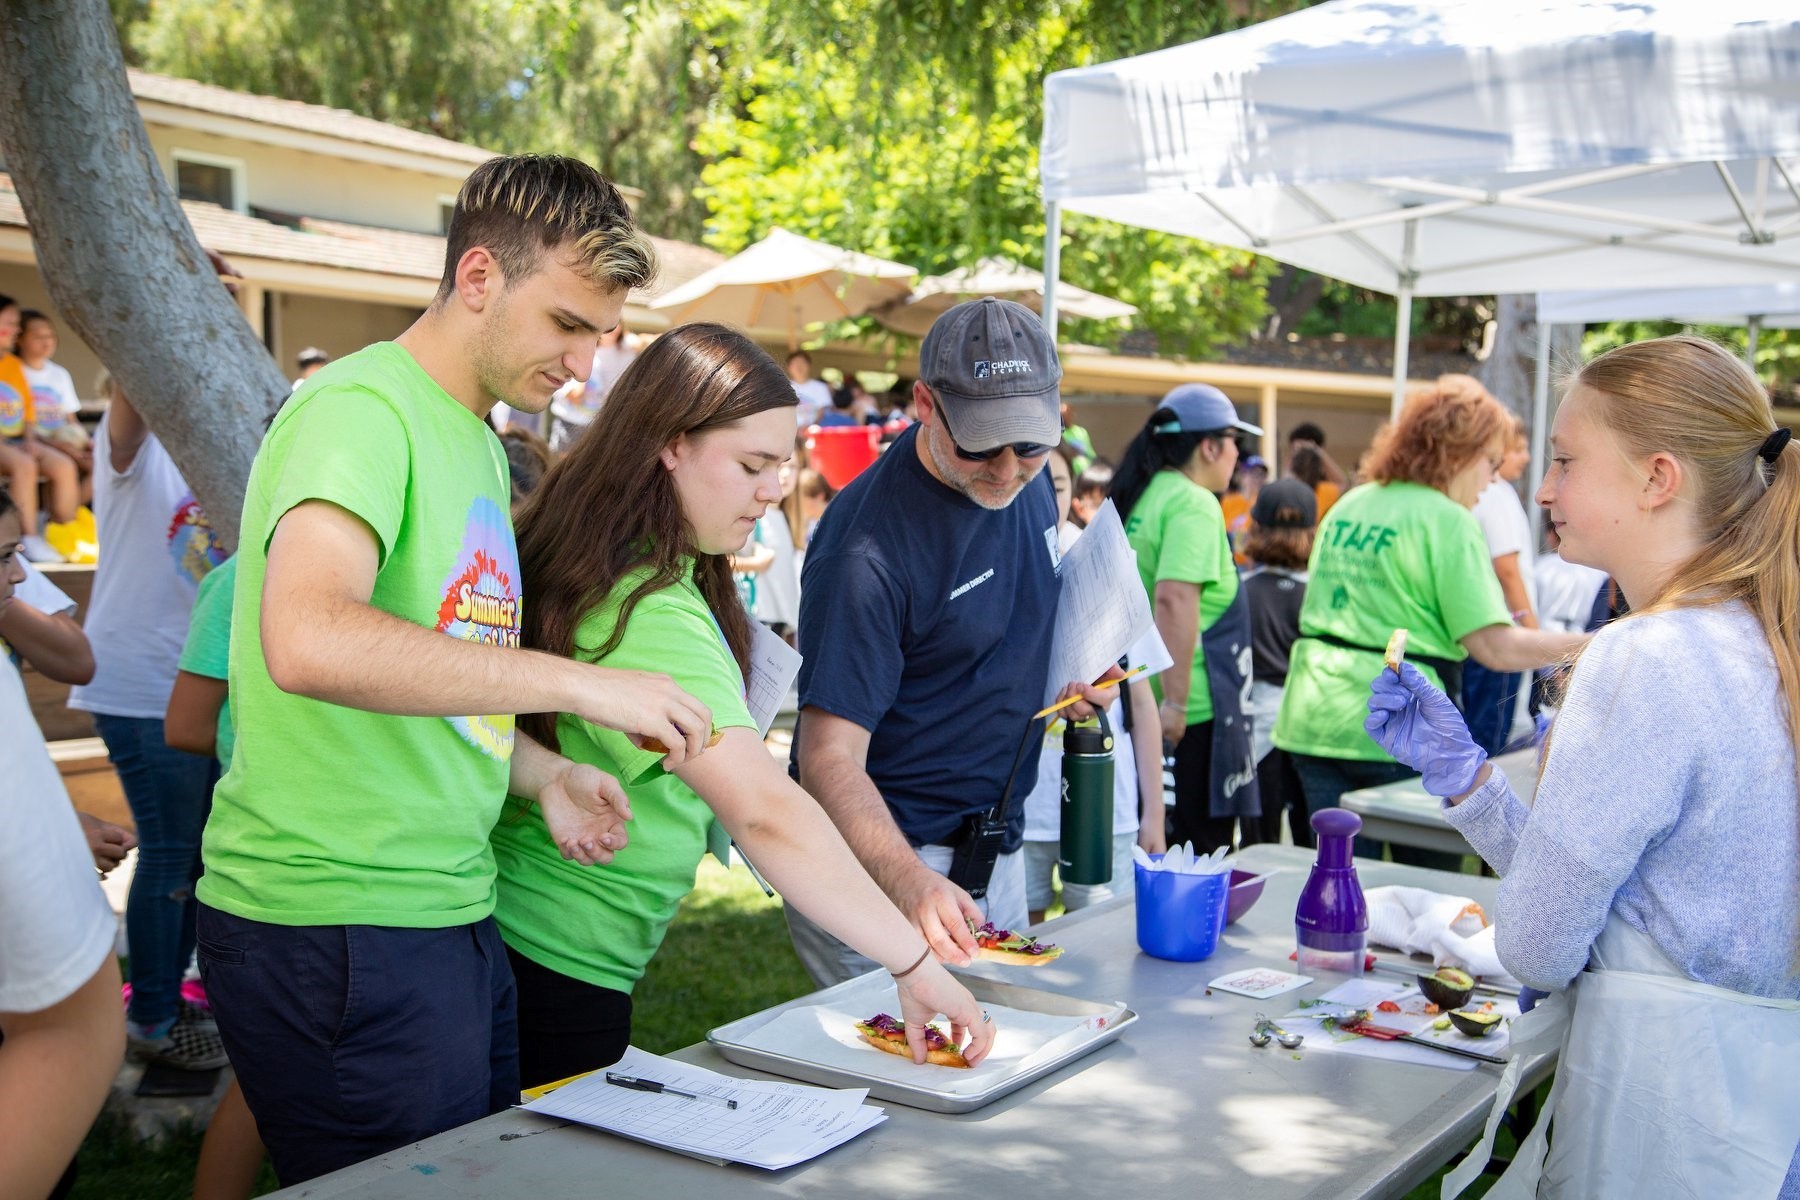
[{"xmin": 806, "ymin": 424, "xmax": 880, "ymax": 490}]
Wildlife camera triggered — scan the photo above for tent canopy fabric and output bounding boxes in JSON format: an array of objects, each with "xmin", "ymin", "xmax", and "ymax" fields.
[
  {"xmin": 873, "ymin": 256, "xmax": 1136, "ymax": 337},
  {"xmin": 1041, "ymin": 0, "xmax": 1800, "ymax": 297},
  {"xmin": 649, "ymin": 227, "xmax": 915, "ymax": 346},
  {"xmin": 1538, "ymin": 283, "xmax": 1800, "ymax": 327}
]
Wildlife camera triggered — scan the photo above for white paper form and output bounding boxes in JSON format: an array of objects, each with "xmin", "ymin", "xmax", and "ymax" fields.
[
  {"xmin": 745, "ymin": 621, "xmax": 802, "ymax": 737},
  {"xmin": 1043, "ymin": 499, "xmax": 1156, "ymax": 706},
  {"xmin": 522, "ymin": 1046, "xmax": 885, "ymax": 1169}
]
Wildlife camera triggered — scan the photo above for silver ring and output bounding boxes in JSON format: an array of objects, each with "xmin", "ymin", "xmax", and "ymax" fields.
[{"xmin": 981, "ymin": 1010, "xmax": 991, "ymax": 1024}]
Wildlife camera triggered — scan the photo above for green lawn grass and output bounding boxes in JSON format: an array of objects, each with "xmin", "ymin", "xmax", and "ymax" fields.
[
  {"xmin": 72, "ymin": 860, "xmax": 1504, "ymax": 1198},
  {"xmin": 70, "ymin": 859, "xmax": 810, "ymax": 1199}
]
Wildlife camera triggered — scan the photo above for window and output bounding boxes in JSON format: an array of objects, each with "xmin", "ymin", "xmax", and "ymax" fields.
[
  {"xmin": 439, "ymin": 195, "xmax": 458, "ymax": 236},
  {"xmin": 172, "ymin": 151, "xmax": 244, "ymax": 212}
]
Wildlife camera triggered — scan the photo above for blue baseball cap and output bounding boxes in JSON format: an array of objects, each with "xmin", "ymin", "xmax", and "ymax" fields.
[{"xmin": 1153, "ymin": 382, "xmax": 1263, "ymax": 438}]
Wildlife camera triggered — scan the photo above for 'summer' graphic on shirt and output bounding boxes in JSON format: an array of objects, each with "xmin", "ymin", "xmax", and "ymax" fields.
[
  {"xmin": 0, "ymin": 379, "xmax": 25, "ymax": 437},
  {"xmin": 435, "ymin": 495, "xmax": 521, "ymax": 760},
  {"xmin": 168, "ymin": 495, "xmax": 228, "ymax": 584}
]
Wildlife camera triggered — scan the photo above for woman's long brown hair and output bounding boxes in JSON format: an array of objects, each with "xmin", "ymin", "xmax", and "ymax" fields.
[{"xmin": 514, "ymin": 323, "xmax": 795, "ymax": 747}]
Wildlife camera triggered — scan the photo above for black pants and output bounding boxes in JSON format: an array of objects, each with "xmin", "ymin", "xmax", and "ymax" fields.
[
  {"xmin": 1254, "ymin": 748, "xmax": 1313, "ymax": 849},
  {"xmin": 508, "ymin": 946, "xmax": 634, "ymax": 1090},
  {"xmin": 1169, "ymin": 720, "xmax": 1239, "ymax": 853},
  {"xmin": 197, "ymin": 906, "xmax": 519, "ymax": 1187},
  {"xmin": 1289, "ymin": 754, "xmax": 1464, "ymax": 872}
]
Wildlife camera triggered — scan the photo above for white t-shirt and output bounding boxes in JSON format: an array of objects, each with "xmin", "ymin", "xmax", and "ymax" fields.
[
  {"xmin": 751, "ymin": 510, "xmax": 800, "ymax": 628},
  {"xmin": 792, "ymin": 379, "xmax": 832, "ymax": 428},
  {"xmin": 1534, "ymin": 552, "xmax": 1608, "ymax": 634},
  {"xmin": 22, "ymin": 361, "xmax": 79, "ymax": 431},
  {"xmin": 586, "ymin": 341, "xmax": 639, "ymax": 408},
  {"xmin": 13, "ymin": 560, "xmax": 76, "ymax": 618},
  {"xmin": 68, "ymin": 416, "xmax": 225, "ymax": 718},
  {"xmin": 0, "ymin": 659, "xmax": 116, "ymax": 1012},
  {"xmin": 1472, "ymin": 478, "xmax": 1537, "ymax": 614}
]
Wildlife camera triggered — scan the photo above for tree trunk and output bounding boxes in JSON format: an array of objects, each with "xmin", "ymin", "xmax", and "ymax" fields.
[
  {"xmin": 1478, "ymin": 292, "xmax": 1582, "ymax": 434},
  {"xmin": 0, "ymin": 0, "xmax": 290, "ymax": 549}
]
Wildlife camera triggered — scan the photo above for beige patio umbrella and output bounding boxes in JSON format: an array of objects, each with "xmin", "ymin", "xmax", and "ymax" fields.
[
  {"xmin": 872, "ymin": 256, "xmax": 1137, "ymax": 338},
  {"xmin": 649, "ymin": 227, "xmax": 917, "ymax": 349}
]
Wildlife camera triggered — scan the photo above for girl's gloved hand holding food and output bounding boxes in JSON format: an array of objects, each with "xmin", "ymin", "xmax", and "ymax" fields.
[{"xmin": 1364, "ymin": 662, "xmax": 1489, "ymax": 798}]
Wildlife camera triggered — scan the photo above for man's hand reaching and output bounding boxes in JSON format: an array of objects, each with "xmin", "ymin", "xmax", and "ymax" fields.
[{"xmin": 535, "ymin": 760, "xmax": 633, "ymax": 866}]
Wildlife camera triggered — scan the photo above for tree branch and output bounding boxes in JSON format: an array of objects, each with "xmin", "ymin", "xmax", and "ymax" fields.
[{"xmin": 0, "ymin": 0, "xmax": 290, "ymax": 549}]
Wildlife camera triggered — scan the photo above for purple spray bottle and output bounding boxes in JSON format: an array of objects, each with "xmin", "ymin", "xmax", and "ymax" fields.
[{"xmin": 1295, "ymin": 808, "xmax": 1368, "ymax": 974}]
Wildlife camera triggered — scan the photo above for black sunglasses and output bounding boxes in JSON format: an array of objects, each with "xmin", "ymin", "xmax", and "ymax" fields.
[{"xmin": 933, "ymin": 397, "xmax": 1055, "ymax": 462}]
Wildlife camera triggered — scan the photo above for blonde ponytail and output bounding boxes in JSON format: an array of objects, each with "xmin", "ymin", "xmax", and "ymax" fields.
[{"xmin": 1574, "ymin": 336, "xmax": 1800, "ymax": 764}]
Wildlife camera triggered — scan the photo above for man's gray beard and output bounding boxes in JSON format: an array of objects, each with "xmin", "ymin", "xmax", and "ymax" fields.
[{"xmin": 924, "ymin": 427, "xmax": 1028, "ymax": 512}]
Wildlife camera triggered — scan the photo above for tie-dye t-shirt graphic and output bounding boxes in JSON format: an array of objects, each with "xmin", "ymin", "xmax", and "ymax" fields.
[
  {"xmin": 436, "ymin": 495, "xmax": 521, "ymax": 759},
  {"xmin": 29, "ymin": 385, "xmax": 66, "ymax": 432},
  {"xmin": 168, "ymin": 494, "xmax": 229, "ymax": 584}
]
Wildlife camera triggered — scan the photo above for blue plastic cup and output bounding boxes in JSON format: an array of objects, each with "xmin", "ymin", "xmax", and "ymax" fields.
[{"xmin": 1135, "ymin": 856, "xmax": 1230, "ymax": 962}]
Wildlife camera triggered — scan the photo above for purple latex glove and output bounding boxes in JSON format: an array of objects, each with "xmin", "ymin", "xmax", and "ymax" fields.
[{"xmin": 1365, "ymin": 662, "xmax": 1488, "ymax": 797}]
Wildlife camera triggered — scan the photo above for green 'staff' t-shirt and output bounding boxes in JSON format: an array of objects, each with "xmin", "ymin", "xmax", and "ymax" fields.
[
  {"xmin": 1124, "ymin": 469, "xmax": 1237, "ymax": 725},
  {"xmin": 197, "ymin": 343, "xmax": 522, "ymax": 927},
  {"xmin": 1274, "ymin": 480, "xmax": 1509, "ymax": 761},
  {"xmin": 492, "ymin": 564, "xmax": 756, "ymax": 993}
]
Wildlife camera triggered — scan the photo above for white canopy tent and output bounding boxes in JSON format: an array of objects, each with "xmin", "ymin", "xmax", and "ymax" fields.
[
  {"xmin": 1523, "ymin": 281, "xmax": 1800, "ymax": 498},
  {"xmin": 1538, "ymin": 282, "xmax": 1800, "ymax": 358},
  {"xmin": 1040, "ymin": 0, "xmax": 1800, "ymax": 482}
]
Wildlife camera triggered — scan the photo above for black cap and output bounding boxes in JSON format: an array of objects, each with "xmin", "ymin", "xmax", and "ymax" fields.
[{"xmin": 1250, "ymin": 478, "xmax": 1318, "ymax": 529}]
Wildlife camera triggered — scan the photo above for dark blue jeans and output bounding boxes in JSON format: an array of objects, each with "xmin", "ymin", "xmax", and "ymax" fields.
[
  {"xmin": 1290, "ymin": 752, "xmax": 1464, "ymax": 872},
  {"xmin": 196, "ymin": 907, "xmax": 520, "ymax": 1186},
  {"xmin": 1460, "ymin": 658, "xmax": 1522, "ymax": 758},
  {"xmin": 92, "ymin": 712, "xmax": 218, "ymax": 1033}
]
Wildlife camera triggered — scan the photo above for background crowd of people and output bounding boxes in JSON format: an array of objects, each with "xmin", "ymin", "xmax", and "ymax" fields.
[{"xmin": 6, "ymin": 151, "xmax": 1797, "ymax": 1200}]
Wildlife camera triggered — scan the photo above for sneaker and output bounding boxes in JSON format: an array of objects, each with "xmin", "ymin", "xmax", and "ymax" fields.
[
  {"xmin": 20, "ymin": 533, "xmax": 64, "ymax": 563},
  {"xmin": 178, "ymin": 998, "xmax": 218, "ymax": 1035},
  {"xmin": 127, "ymin": 1015, "xmax": 230, "ymax": 1072}
]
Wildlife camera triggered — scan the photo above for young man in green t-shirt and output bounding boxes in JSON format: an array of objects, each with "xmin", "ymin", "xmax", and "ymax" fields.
[{"xmin": 194, "ymin": 155, "xmax": 716, "ymax": 1186}]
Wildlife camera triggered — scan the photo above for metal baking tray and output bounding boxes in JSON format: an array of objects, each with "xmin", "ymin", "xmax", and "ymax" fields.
[{"xmin": 707, "ymin": 970, "xmax": 1137, "ymax": 1114}]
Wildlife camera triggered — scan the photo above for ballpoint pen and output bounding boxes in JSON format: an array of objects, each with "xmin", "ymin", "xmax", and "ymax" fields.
[{"xmin": 604, "ymin": 1072, "xmax": 739, "ymax": 1110}]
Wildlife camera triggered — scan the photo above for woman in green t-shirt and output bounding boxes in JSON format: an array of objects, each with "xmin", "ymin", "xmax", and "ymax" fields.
[
  {"xmin": 493, "ymin": 323, "xmax": 993, "ymax": 1089},
  {"xmin": 1271, "ymin": 375, "xmax": 1585, "ymax": 863},
  {"xmin": 1112, "ymin": 383, "xmax": 1264, "ymax": 854}
]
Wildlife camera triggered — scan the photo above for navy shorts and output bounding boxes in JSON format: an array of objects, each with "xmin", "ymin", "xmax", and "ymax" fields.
[{"xmin": 196, "ymin": 905, "xmax": 519, "ymax": 1186}]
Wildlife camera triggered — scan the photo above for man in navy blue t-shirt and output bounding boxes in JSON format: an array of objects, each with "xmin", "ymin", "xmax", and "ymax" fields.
[{"xmin": 787, "ymin": 298, "xmax": 1113, "ymax": 987}]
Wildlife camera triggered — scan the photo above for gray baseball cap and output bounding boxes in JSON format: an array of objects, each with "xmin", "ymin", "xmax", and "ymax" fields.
[{"xmin": 918, "ymin": 297, "xmax": 1062, "ymax": 451}]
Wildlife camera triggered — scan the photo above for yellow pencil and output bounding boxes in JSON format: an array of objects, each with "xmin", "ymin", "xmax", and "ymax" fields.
[{"xmin": 1034, "ymin": 664, "xmax": 1150, "ymax": 720}]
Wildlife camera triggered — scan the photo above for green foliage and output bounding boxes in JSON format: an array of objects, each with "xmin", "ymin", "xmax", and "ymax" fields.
[
  {"xmin": 631, "ymin": 857, "xmax": 813, "ymax": 1053},
  {"xmin": 696, "ymin": 0, "xmax": 1291, "ymax": 358},
  {"xmin": 115, "ymin": 0, "xmax": 739, "ymax": 240},
  {"xmin": 1582, "ymin": 320, "xmax": 1800, "ymax": 388}
]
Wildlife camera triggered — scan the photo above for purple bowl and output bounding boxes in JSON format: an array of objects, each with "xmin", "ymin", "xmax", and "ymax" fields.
[{"xmin": 1225, "ymin": 869, "xmax": 1267, "ymax": 925}]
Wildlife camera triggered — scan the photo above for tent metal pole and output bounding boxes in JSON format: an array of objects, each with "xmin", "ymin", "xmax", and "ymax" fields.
[
  {"xmin": 1389, "ymin": 219, "xmax": 1419, "ymax": 418},
  {"xmin": 1529, "ymin": 318, "xmax": 1552, "ymax": 523},
  {"xmin": 1043, "ymin": 202, "xmax": 1062, "ymax": 335},
  {"xmin": 1747, "ymin": 315, "xmax": 1763, "ymax": 367}
]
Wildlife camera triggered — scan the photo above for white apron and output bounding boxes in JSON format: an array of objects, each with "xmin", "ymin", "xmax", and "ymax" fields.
[{"xmin": 1445, "ymin": 915, "xmax": 1800, "ymax": 1200}]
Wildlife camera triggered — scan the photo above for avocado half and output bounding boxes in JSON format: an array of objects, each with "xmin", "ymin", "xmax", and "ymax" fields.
[
  {"xmin": 1416, "ymin": 967, "xmax": 1476, "ymax": 1009},
  {"xmin": 1448, "ymin": 1008, "xmax": 1504, "ymax": 1037}
]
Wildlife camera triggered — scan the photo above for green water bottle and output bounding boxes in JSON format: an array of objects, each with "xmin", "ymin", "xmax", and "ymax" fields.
[{"xmin": 1059, "ymin": 709, "xmax": 1115, "ymax": 886}]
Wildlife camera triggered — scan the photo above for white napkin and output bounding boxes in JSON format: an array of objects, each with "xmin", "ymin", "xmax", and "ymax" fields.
[{"xmin": 1365, "ymin": 885, "xmax": 1506, "ymax": 977}]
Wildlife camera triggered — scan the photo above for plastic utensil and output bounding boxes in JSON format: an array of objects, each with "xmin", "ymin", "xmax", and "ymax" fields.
[{"xmin": 1336, "ymin": 1016, "xmax": 1507, "ymax": 1064}]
